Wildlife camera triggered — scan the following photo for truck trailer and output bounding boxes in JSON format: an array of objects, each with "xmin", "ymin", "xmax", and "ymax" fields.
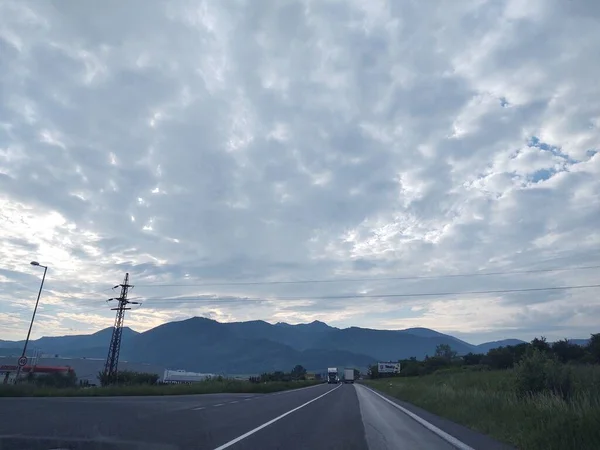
[{"xmin": 344, "ymin": 368, "xmax": 355, "ymax": 384}]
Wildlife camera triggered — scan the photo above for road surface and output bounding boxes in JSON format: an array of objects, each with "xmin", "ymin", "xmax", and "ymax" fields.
[{"xmin": 0, "ymin": 383, "xmax": 513, "ymax": 450}]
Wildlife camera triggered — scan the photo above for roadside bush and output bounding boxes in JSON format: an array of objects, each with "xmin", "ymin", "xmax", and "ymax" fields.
[
  {"xmin": 399, "ymin": 360, "xmax": 422, "ymax": 377},
  {"xmin": 464, "ymin": 364, "xmax": 491, "ymax": 372},
  {"xmin": 423, "ymin": 356, "xmax": 452, "ymax": 373},
  {"xmin": 98, "ymin": 370, "xmax": 159, "ymax": 387},
  {"xmin": 483, "ymin": 346, "xmax": 516, "ymax": 370},
  {"xmin": 462, "ymin": 352, "xmax": 485, "ymax": 366},
  {"xmin": 552, "ymin": 339, "xmax": 587, "ymax": 363},
  {"xmin": 514, "ymin": 348, "xmax": 573, "ymax": 400},
  {"xmin": 588, "ymin": 333, "xmax": 600, "ymax": 364},
  {"xmin": 33, "ymin": 371, "xmax": 77, "ymax": 388}
]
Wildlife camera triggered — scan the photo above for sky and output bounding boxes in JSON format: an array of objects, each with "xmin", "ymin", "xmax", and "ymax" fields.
[{"xmin": 0, "ymin": 0, "xmax": 599, "ymax": 345}]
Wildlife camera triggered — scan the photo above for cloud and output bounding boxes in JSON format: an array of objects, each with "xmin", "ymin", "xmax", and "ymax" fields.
[{"xmin": 1, "ymin": 0, "xmax": 599, "ymax": 344}]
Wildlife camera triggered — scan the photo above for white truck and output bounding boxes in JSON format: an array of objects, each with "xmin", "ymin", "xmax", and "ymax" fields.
[
  {"xmin": 327, "ymin": 367, "xmax": 338, "ymax": 384},
  {"xmin": 344, "ymin": 368, "xmax": 355, "ymax": 384}
]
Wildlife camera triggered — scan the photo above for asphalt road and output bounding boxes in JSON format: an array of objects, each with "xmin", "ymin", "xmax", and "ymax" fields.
[{"xmin": 0, "ymin": 383, "xmax": 513, "ymax": 450}]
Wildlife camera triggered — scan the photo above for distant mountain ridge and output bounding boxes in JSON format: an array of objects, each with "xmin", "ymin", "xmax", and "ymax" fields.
[
  {"xmin": 0, "ymin": 318, "xmax": 585, "ymax": 373},
  {"xmin": 476, "ymin": 339, "xmax": 527, "ymax": 353}
]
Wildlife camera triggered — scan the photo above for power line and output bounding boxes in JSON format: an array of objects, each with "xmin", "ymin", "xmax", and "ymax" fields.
[
  {"xmin": 130, "ymin": 264, "xmax": 600, "ymax": 288},
  {"xmin": 138, "ymin": 283, "xmax": 600, "ymax": 305}
]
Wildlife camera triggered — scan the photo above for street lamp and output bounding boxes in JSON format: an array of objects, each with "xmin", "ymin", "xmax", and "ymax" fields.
[{"xmin": 14, "ymin": 261, "xmax": 48, "ymax": 384}]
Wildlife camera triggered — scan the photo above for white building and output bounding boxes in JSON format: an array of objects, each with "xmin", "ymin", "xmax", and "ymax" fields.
[{"xmin": 162, "ymin": 369, "xmax": 215, "ymax": 384}]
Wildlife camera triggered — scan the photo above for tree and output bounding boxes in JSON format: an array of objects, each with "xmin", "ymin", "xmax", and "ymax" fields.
[
  {"xmin": 291, "ymin": 365, "xmax": 307, "ymax": 380},
  {"xmin": 423, "ymin": 356, "xmax": 451, "ymax": 373},
  {"xmin": 531, "ymin": 336, "xmax": 551, "ymax": 354},
  {"xmin": 35, "ymin": 371, "xmax": 77, "ymax": 388},
  {"xmin": 587, "ymin": 333, "xmax": 600, "ymax": 364},
  {"xmin": 514, "ymin": 348, "xmax": 573, "ymax": 400},
  {"xmin": 551, "ymin": 339, "xmax": 586, "ymax": 363},
  {"xmin": 462, "ymin": 352, "xmax": 485, "ymax": 366},
  {"xmin": 511, "ymin": 343, "xmax": 530, "ymax": 363},
  {"xmin": 98, "ymin": 370, "xmax": 159, "ymax": 387},
  {"xmin": 367, "ymin": 364, "xmax": 379, "ymax": 379},
  {"xmin": 434, "ymin": 344, "xmax": 457, "ymax": 360},
  {"xmin": 400, "ymin": 359, "xmax": 422, "ymax": 377},
  {"xmin": 483, "ymin": 346, "xmax": 515, "ymax": 369}
]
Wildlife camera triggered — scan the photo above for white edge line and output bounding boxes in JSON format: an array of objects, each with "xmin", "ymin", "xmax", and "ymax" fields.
[
  {"xmin": 192, "ymin": 407, "xmax": 205, "ymax": 411},
  {"xmin": 358, "ymin": 384, "xmax": 475, "ymax": 450},
  {"xmin": 213, "ymin": 384, "xmax": 341, "ymax": 450},
  {"xmin": 213, "ymin": 403, "xmax": 224, "ymax": 407}
]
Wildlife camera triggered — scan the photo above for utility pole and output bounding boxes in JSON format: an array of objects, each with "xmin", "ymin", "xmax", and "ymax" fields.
[
  {"xmin": 14, "ymin": 261, "xmax": 48, "ymax": 384},
  {"xmin": 103, "ymin": 273, "xmax": 138, "ymax": 384}
]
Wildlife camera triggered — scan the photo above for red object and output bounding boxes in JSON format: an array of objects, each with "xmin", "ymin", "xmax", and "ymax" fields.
[{"xmin": 0, "ymin": 365, "xmax": 74, "ymax": 374}]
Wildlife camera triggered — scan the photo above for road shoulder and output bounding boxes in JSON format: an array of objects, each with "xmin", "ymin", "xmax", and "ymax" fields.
[
  {"xmin": 357, "ymin": 383, "xmax": 515, "ymax": 450},
  {"xmin": 356, "ymin": 384, "xmax": 455, "ymax": 450}
]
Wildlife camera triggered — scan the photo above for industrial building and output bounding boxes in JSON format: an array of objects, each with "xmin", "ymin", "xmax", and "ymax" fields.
[{"xmin": 1, "ymin": 364, "xmax": 75, "ymax": 384}]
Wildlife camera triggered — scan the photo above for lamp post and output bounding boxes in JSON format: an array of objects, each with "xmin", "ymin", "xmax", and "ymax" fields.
[{"xmin": 14, "ymin": 261, "xmax": 48, "ymax": 384}]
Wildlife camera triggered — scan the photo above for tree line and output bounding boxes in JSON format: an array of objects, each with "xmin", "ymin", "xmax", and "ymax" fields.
[
  {"xmin": 21, "ymin": 370, "xmax": 78, "ymax": 388},
  {"xmin": 368, "ymin": 333, "xmax": 600, "ymax": 379},
  {"xmin": 98, "ymin": 370, "xmax": 160, "ymax": 386},
  {"xmin": 250, "ymin": 364, "xmax": 308, "ymax": 383}
]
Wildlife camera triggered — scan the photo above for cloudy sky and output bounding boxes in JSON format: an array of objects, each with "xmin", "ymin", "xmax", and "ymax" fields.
[{"xmin": 1, "ymin": 0, "xmax": 599, "ymax": 344}]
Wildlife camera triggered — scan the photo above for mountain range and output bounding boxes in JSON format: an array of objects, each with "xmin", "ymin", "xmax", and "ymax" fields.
[{"xmin": 0, "ymin": 317, "xmax": 533, "ymax": 373}]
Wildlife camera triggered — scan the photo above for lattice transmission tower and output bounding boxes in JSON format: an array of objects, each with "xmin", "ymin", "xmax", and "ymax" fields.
[{"xmin": 104, "ymin": 273, "xmax": 138, "ymax": 383}]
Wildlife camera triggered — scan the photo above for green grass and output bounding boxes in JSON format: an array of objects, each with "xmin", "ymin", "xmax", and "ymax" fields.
[
  {"xmin": 0, "ymin": 379, "xmax": 322, "ymax": 397},
  {"xmin": 365, "ymin": 366, "xmax": 600, "ymax": 450}
]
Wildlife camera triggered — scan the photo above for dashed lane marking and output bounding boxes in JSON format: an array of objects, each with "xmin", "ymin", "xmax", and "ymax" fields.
[{"xmin": 213, "ymin": 384, "xmax": 341, "ymax": 450}]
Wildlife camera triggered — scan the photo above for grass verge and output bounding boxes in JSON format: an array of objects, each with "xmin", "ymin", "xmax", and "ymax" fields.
[
  {"xmin": 0, "ymin": 379, "xmax": 322, "ymax": 397},
  {"xmin": 365, "ymin": 367, "xmax": 600, "ymax": 450}
]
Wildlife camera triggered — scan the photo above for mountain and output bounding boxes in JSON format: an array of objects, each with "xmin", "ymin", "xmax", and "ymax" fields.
[
  {"xmin": 398, "ymin": 327, "xmax": 476, "ymax": 352},
  {"xmin": 568, "ymin": 339, "xmax": 590, "ymax": 346},
  {"xmin": 115, "ymin": 317, "xmax": 373, "ymax": 373},
  {"xmin": 476, "ymin": 339, "xmax": 526, "ymax": 353},
  {"xmin": 312, "ymin": 326, "xmax": 476, "ymax": 360},
  {"xmin": 1, "ymin": 327, "xmax": 139, "ymax": 356},
  {"xmin": 0, "ymin": 347, "xmax": 23, "ymax": 357},
  {"xmin": 3, "ymin": 318, "xmax": 581, "ymax": 374}
]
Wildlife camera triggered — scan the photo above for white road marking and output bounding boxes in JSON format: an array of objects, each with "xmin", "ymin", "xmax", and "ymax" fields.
[
  {"xmin": 213, "ymin": 385, "xmax": 341, "ymax": 450},
  {"xmin": 213, "ymin": 403, "xmax": 224, "ymax": 407},
  {"xmin": 229, "ymin": 401, "xmax": 239, "ymax": 404},
  {"xmin": 243, "ymin": 398, "xmax": 253, "ymax": 401},
  {"xmin": 269, "ymin": 383, "xmax": 323, "ymax": 396},
  {"xmin": 357, "ymin": 384, "xmax": 474, "ymax": 450},
  {"xmin": 192, "ymin": 406, "xmax": 205, "ymax": 411}
]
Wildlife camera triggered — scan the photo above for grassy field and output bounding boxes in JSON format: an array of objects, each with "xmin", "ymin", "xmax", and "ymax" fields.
[
  {"xmin": 365, "ymin": 366, "xmax": 600, "ymax": 450},
  {"xmin": 0, "ymin": 379, "xmax": 321, "ymax": 397}
]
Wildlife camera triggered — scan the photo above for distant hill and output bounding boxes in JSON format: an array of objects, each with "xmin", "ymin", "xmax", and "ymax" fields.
[
  {"xmin": 398, "ymin": 327, "xmax": 476, "ymax": 352},
  {"xmin": 0, "ymin": 347, "xmax": 23, "ymax": 357},
  {"xmin": 312, "ymin": 326, "xmax": 476, "ymax": 360},
  {"xmin": 0, "ymin": 318, "xmax": 590, "ymax": 373},
  {"xmin": 1, "ymin": 327, "xmax": 139, "ymax": 356},
  {"xmin": 568, "ymin": 339, "xmax": 590, "ymax": 346},
  {"xmin": 476, "ymin": 339, "xmax": 527, "ymax": 353}
]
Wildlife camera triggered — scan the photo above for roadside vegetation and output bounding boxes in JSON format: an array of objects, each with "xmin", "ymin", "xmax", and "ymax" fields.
[
  {"xmin": 1, "ymin": 366, "xmax": 320, "ymax": 397},
  {"xmin": 365, "ymin": 334, "xmax": 600, "ymax": 450}
]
